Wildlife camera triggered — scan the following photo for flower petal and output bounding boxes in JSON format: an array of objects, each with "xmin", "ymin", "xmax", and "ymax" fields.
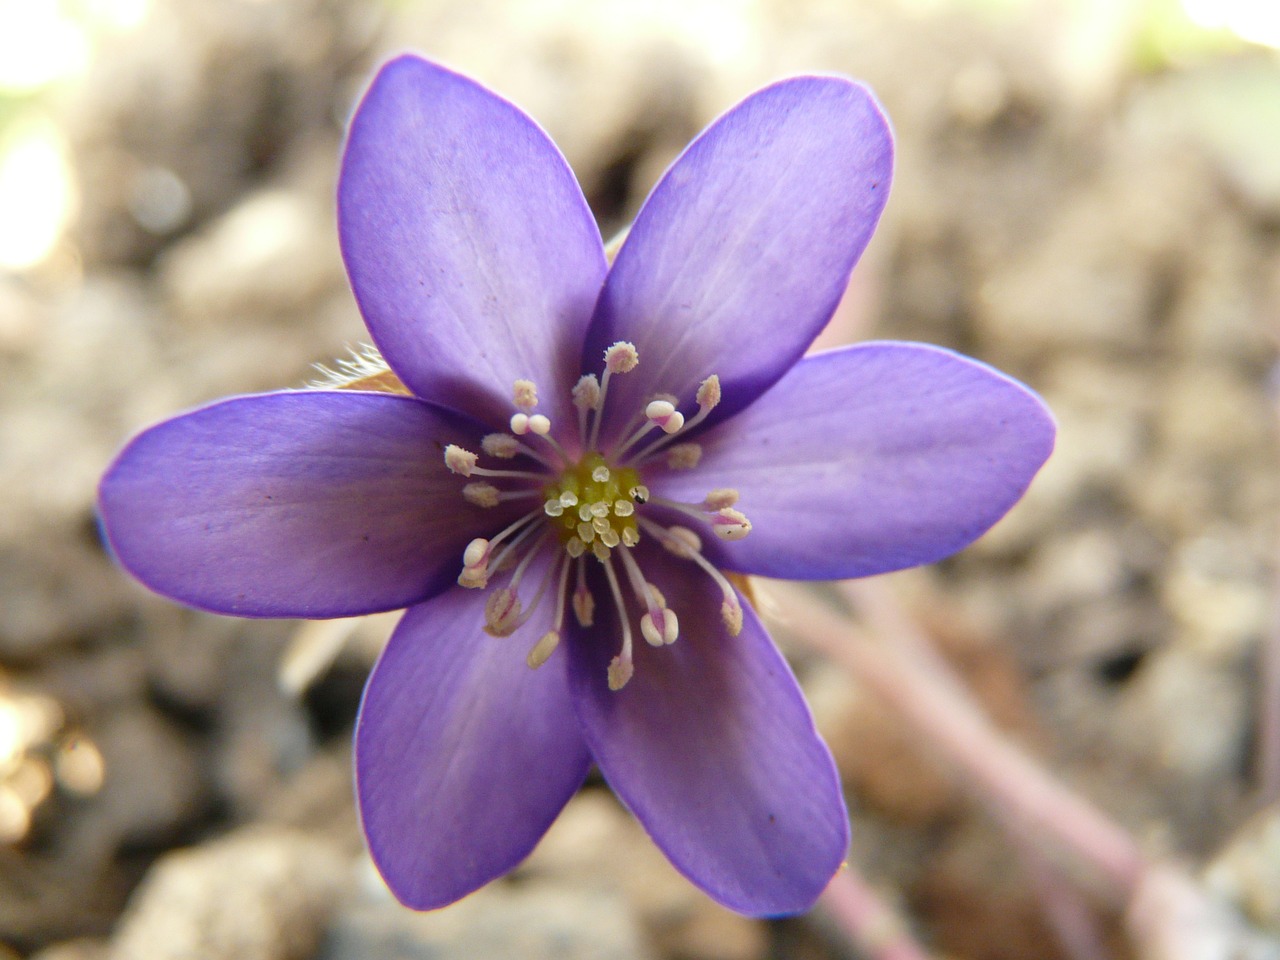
[
  {"xmin": 338, "ymin": 55, "xmax": 606, "ymax": 430},
  {"xmin": 98, "ymin": 391, "xmax": 504, "ymax": 618},
  {"xmin": 566, "ymin": 545, "xmax": 848, "ymax": 916},
  {"xmin": 584, "ymin": 75, "xmax": 892, "ymax": 439},
  {"xmin": 654, "ymin": 343, "xmax": 1056, "ymax": 580},
  {"xmin": 357, "ymin": 561, "xmax": 591, "ymax": 910}
]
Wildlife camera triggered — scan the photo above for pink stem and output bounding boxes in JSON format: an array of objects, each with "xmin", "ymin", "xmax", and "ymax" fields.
[
  {"xmin": 819, "ymin": 867, "xmax": 936, "ymax": 960},
  {"xmin": 772, "ymin": 579, "xmax": 1147, "ymax": 899}
]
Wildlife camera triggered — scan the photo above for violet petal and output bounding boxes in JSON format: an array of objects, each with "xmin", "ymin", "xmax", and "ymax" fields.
[
  {"xmin": 583, "ymin": 75, "xmax": 892, "ymax": 441},
  {"xmin": 98, "ymin": 391, "xmax": 501, "ymax": 618},
  {"xmin": 339, "ymin": 55, "xmax": 606, "ymax": 430},
  {"xmin": 357, "ymin": 559, "xmax": 591, "ymax": 909},
  {"xmin": 566, "ymin": 544, "xmax": 848, "ymax": 916},
  {"xmin": 655, "ymin": 342, "xmax": 1055, "ymax": 580}
]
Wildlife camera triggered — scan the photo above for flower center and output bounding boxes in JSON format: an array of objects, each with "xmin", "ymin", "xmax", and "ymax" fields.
[
  {"xmin": 442, "ymin": 341, "xmax": 750, "ymax": 691},
  {"xmin": 542, "ymin": 453, "xmax": 643, "ymax": 558}
]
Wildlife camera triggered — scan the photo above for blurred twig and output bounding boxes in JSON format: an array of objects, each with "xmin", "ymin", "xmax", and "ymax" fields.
[
  {"xmin": 819, "ymin": 866, "xmax": 936, "ymax": 960},
  {"xmin": 772, "ymin": 578, "xmax": 1279, "ymax": 960}
]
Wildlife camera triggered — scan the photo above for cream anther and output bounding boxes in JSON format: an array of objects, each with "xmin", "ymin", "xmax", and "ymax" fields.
[
  {"xmin": 566, "ymin": 537, "xmax": 586, "ymax": 558},
  {"xmin": 629, "ymin": 485, "xmax": 649, "ymax": 504},
  {"xmin": 527, "ymin": 631, "xmax": 561, "ymax": 668},
  {"xmin": 576, "ymin": 521, "xmax": 595, "ymax": 543},
  {"xmin": 457, "ymin": 567, "xmax": 488, "ymax": 589},
  {"xmin": 544, "ymin": 499, "xmax": 565, "ymax": 517},
  {"xmin": 661, "ymin": 526, "xmax": 702, "ymax": 558},
  {"xmin": 666, "ymin": 443, "xmax": 702, "ymax": 470},
  {"xmin": 644, "ymin": 400, "xmax": 685, "ymax": 435},
  {"xmin": 600, "ymin": 529, "xmax": 621, "ymax": 548},
  {"xmin": 559, "ymin": 491, "xmax": 579, "ymax": 507},
  {"xmin": 577, "ymin": 504, "xmax": 593, "ymax": 522},
  {"xmin": 481, "ymin": 433, "xmax": 521, "ymax": 458},
  {"xmin": 722, "ymin": 597, "xmax": 743, "ymax": 636},
  {"xmin": 589, "ymin": 501, "xmax": 610, "ymax": 519},
  {"xmin": 463, "ymin": 482, "xmax": 500, "ymax": 508},
  {"xmin": 696, "ymin": 374, "xmax": 721, "ymax": 411},
  {"xmin": 483, "ymin": 588, "xmax": 522, "ymax": 637},
  {"xmin": 591, "ymin": 516, "xmax": 610, "ymax": 535},
  {"xmin": 621, "ymin": 528, "xmax": 640, "ymax": 547},
  {"xmin": 703, "ymin": 488, "xmax": 739, "ymax": 510},
  {"xmin": 591, "ymin": 540, "xmax": 611, "ymax": 561},
  {"xmin": 463, "ymin": 538, "xmax": 490, "ymax": 569},
  {"xmin": 573, "ymin": 581, "xmax": 595, "ymax": 627},
  {"xmin": 510, "ymin": 412, "xmax": 531, "ymax": 435},
  {"xmin": 604, "ymin": 341, "xmax": 639, "ymax": 374},
  {"xmin": 641, "ymin": 609, "xmax": 679, "ymax": 647},
  {"xmin": 528, "ymin": 414, "xmax": 551, "ymax": 436},
  {"xmin": 608, "ymin": 657, "xmax": 634, "ymax": 691},
  {"xmin": 513, "ymin": 379, "xmax": 538, "ymax": 411},
  {"xmin": 592, "ymin": 465, "xmax": 611, "ymax": 482},
  {"xmin": 572, "ymin": 374, "xmax": 601, "ymax": 411},
  {"xmin": 613, "ymin": 500, "xmax": 634, "ymax": 517},
  {"xmin": 712, "ymin": 508, "xmax": 752, "ymax": 541},
  {"xmin": 444, "ymin": 444, "xmax": 478, "ymax": 476}
]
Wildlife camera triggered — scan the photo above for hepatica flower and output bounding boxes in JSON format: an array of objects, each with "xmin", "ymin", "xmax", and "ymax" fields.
[{"xmin": 98, "ymin": 56, "xmax": 1054, "ymax": 915}]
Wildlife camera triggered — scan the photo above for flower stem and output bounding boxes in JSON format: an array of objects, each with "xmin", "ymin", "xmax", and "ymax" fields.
[
  {"xmin": 774, "ymin": 578, "xmax": 1145, "ymax": 895},
  {"xmin": 818, "ymin": 866, "xmax": 936, "ymax": 960}
]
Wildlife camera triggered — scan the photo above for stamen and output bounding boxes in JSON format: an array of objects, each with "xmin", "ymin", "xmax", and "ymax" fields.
[
  {"xmin": 632, "ymin": 373, "xmax": 721, "ymax": 464},
  {"xmin": 458, "ymin": 537, "xmax": 492, "ymax": 588},
  {"xmin": 462, "ymin": 482, "xmax": 500, "ymax": 508},
  {"xmin": 528, "ymin": 630, "xmax": 561, "ymax": 668},
  {"xmin": 481, "ymin": 433, "xmax": 521, "ymax": 458},
  {"xmin": 641, "ymin": 609, "xmax": 679, "ymax": 647},
  {"xmin": 696, "ymin": 374, "xmax": 721, "ymax": 412},
  {"xmin": 711, "ymin": 507, "xmax": 752, "ymax": 541},
  {"xmin": 639, "ymin": 519, "xmax": 744, "ymax": 637},
  {"xmin": 601, "ymin": 557, "xmax": 634, "ymax": 691},
  {"xmin": 618, "ymin": 548, "xmax": 678, "ymax": 648},
  {"xmin": 510, "ymin": 412, "xmax": 531, "ymax": 435},
  {"xmin": 486, "ymin": 518, "xmax": 546, "ymax": 578},
  {"xmin": 604, "ymin": 341, "xmax": 639, "ymax": 374},
  {"xmin": 703, "ymin": 488, "xmax": 739, "ymax": 510},
  {"xmin": 484, "ymin": 588, "xmax": 522, "ymax": 637},
  {"xmin": 589, "ymin": 341, "xmax": 638, "ymax": 450},
  {"xmin": 645, "ymin": 399, "xmax": 685, "ymax": 435},
  {"xmin": 444, "ymin": 444, "xmax": 478, "ymax": 476},
  {"xmin": 513, "ymin": 379, "xmax": 538, "ymax": 411},
  {"xmin": 573, "ymin": 373, "xmax": 601, "ymax": 446},
  {"xmin": 528, "ymin": 555, "xmax": 573, "ymax": 669},
  {"xmin": 572, "ymin": 559, "xmax": 594, "ymax": 626},
  {"xmin": 504, "ymin": 538, "xmax": 560, "ymax": 632},
  {"xmin": 528, "ymin": 414, "xmax": 552, "ymax": 436},
  {"xmin": 480, "ymin": 430, "xmax": 556, "ymax": 469},
  {"xmin": 573, "ymin": 373, "xmax": 601, "ymax": 411},
  {"xmin": 665, "ymin": 443, "xmax": 702, "ymax": 470}
]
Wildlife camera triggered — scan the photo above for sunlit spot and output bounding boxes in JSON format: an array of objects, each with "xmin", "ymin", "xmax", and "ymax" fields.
[
  {"xmin": 1182, "ymin": 0, "xmax": 1280, "ymax": 48},
  {"xmin": 0, "ymin": 117, "xmax": 77, "ymax": 272},
  {"xmin": 0, "ymin": 0, "xmax": 90, "ymax": 92}
]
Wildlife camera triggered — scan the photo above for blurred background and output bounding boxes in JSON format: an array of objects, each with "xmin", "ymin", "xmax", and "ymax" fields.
[{"xmin": 1, "ymin": 0, "xmax": 1278, "ymax": 958}]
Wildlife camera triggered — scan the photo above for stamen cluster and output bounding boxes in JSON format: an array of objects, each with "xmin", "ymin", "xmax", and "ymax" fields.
[{"xmin": 442, "ymin": 341, "xmax": 749, "ymax": 690}]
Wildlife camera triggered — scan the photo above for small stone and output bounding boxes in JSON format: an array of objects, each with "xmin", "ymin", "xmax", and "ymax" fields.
[{"xmin": 110, "ymin": 827, "xmax": 348, "ymax": 960}]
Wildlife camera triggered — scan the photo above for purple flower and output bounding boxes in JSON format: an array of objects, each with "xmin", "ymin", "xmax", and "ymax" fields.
[{"xmin": 97, "ymin": 56, "xmax": 1054, "ymax": 916}]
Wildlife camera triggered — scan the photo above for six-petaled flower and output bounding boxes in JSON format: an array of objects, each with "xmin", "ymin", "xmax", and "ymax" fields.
[{"xmin": 97, "ymin": 55, "xmax": 1055, "ymax": 917}]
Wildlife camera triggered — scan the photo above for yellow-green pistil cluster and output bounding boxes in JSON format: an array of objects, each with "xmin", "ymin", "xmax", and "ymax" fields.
[
  {"xmin": 442, "ymin": 341, "xmax": 750, "ymax": 692},
  {"xmin": 542, "ymin": 452, "xmax": 647, "ymax": 559}
]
